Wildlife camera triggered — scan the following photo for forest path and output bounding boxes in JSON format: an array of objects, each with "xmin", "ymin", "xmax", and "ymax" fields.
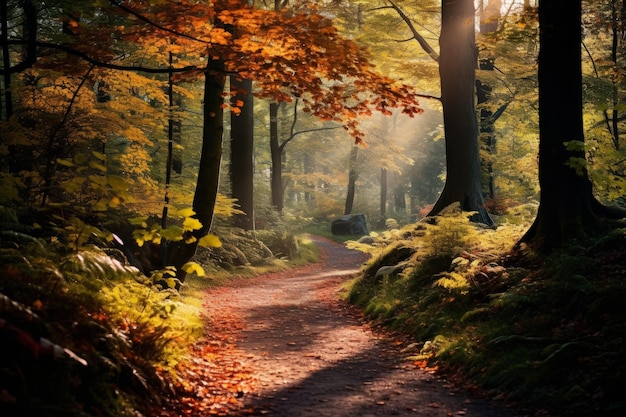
[{"xmin": 199, "ymin": 236, "xmax": 519, "ymax": 417}]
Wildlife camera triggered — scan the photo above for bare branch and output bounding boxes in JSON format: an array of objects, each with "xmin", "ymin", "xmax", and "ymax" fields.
[
  {"xmin": 279, "ymin": 100, "xmax": 340, "ymax": 152},
  {"xmin": 380, "ymin": 0, "xmax": 439, "ymax": 62},
  {"xmin": 1, "ymin": 40, "xmax": 202, "ymax": 74}
]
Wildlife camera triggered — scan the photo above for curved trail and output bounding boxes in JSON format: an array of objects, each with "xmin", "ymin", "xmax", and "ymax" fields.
[{"xmin": 202, "ymin": 236, "xmax": 519, "ymax": 417}]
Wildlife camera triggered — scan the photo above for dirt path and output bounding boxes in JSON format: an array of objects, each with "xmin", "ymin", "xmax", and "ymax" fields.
[{"xmin": 200, "ymin": 236, "xmax": 521, "ymax": 417}]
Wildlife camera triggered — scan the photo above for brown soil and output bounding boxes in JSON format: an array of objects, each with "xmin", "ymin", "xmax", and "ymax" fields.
[{"xmin": 187, "ymin": 236, "xmax": 522, "ymax": 417}]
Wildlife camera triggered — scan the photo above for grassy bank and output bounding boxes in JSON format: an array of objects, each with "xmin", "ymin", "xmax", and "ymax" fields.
[{"xmin": 344, "ymin": 209, "xmax": 626, "ymax": 417}]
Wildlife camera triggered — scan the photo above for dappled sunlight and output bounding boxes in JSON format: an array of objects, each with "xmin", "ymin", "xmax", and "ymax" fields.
[{"xmin": 194, "ymin": 238, "xmax": 516, "ymax": 417}]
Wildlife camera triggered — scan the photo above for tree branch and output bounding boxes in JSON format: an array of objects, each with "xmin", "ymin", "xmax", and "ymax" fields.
[
  {"xmin": 0, "ymin": 40, "xmax": 202, "ymax": 74},
  {"xmin": 279, "ymin": 100, "xmax": 340, "ymax": 152},
  {"xmin": 110, "ymin": 0, "xmax": 213, "ymax": 45},
  {"xmin": 378, "ymin": 0, "xmax": 439, "ymax": 62}
]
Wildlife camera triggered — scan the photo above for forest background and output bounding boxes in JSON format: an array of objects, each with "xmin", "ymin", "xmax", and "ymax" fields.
[{"xmin": 1, "ymin": 0, "xmax": 626, "ymax": 416}]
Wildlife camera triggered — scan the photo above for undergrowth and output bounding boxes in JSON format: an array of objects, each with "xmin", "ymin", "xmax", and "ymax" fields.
[
  {"xmin": 345, "ymin": 204, "xmax": 626, "ymax": 417},
  {"xmin": 0, "ymin": 238, "xmax": 205, "ymax": 416},
  {"xmin": 0, "ymin": 204, "xmax": 318, "ymax": 416}
]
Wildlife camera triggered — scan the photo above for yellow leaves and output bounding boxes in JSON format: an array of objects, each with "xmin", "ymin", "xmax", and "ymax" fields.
[
  {"xmin": 174, "ymin": 207, "xmax": 196, "ymax": 218},
  {"xmin": 92, "ymin": 151, "xmax": 106, "ymax": 161},
  {"xmin": 183, "ymin": 217, "xmax": 203, "ymax": 231},
  {"xmin": 198, "ymin": 233, "xmax": 222, "ymax": 248},
  {"xmin": 121, "ymin": 126, "xmax": 154, "ymax": 147},
  {"xmin": 89, "ymin": 161, "xmax": 107, "ymax": 173},
  {"xmin": 130, "ymin": 216, "xmax": 149, "ymax": 228},
  {"xmin": 57, "ymin": 158, "xmax": 75, "ymax": 167},
  {"xmin": 159, "ymin": 226, "xmax": 184, "ymax": 242},
  {"xmin": 182, "ymin": 262, "xmax": 205, "ymax": 277}
]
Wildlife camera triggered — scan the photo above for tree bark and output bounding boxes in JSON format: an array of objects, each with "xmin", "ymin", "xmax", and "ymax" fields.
[
  {"xmin": 269, "ymin": 102, "xmax": 283, "ymax": 213},
  {"xmin": 519, "ymin": 0, "xmax": 624, "ymax": 250},
  {"xmin": 428, "ymin": 0, "xmax": 493, "ymax": 226},
  {"xmin": 1, "ymin": 0, "xmax": 12, "ymax": 120},
  {"xmin": 380, "ymin": 167, "xmax": 387, "ymax": 220},
  {"xmin": 230, "ymin": 76, "xmax": 255, "ymax": 229},
  {"xmin": 477, "ymin": 1, "xmax": 501, "ymax": 200},
  {"xmin": 166, "ymin": 59, "xmax": 226, "ymax": 278},
  {"xmin": 344, "ymin": 145, "xmax": 359, "ymax": 215}
]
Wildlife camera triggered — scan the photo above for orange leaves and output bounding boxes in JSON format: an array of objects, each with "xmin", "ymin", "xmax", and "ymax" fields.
[
  {"xmin": 68, "ymin": 0, "xmax": 423, "ymax": 141},
  {"xmin": 168, "ymin": 326, "xmax": 256, "ymax": 416},
  {"xmin": 414, "ymin": 359, "xmax": 439, "ymax": 373}
]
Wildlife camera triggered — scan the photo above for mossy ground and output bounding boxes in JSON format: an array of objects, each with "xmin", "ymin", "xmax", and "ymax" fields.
[{"xmin": 344, "ymin": 212, "xmax": 626, "ymax": 417}]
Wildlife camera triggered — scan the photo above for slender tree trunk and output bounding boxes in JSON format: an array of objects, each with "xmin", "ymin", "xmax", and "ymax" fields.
[
  {"xmin": 269, "ymin": 102, "xmax": 283, "ymax": 213},
  {"xmin": 394, "ymin": 185, "xmax": 406, "ymax": 213},
  {"xmin": 380, "ymin": 167, "xmax": 387, "ymax": 220},
  {"xmin": 1, "ymin": 0, "xmax": 12, "ymax": 120},
  {"xmin": 607, "ymin": 0, "xmax": 621, "ymax": 150},
  {"xmin": 477, "ymin": 0, "xmax": 501, "ymax": 200},
  {"xmin": 162, "ymin": 53, "xmax": 175, "ymax": 228},
  {"xmin": 230, "ymin": 76, "xmax": 255, "ymax": 229},
  {"xmin": 166, "ymin": 59, "xmax": 226, "ymax": 278},
  {"xmin": 304, "ymin": 152, "xmax": 313, "ymax": 203},
  {"xmin": 427, "ymin": 0, "xmax": 493, "ymax": 226},
  {"xmin": 344, "ymin": 144, "xmax": 359, "ymax": 215},
  {"xmin": 476, "ymin": 76, "xmax": 496, "ymax": 199}
]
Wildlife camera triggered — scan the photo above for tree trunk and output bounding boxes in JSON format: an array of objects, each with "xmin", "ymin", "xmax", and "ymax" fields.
[
  {"xmin": 230, "ymin": 76, "xmax": 255, "ymax": 229},
  {"xmin": 304, "ymin": 152, "xmax": 313, "ymax": 203},
  {"xmin": 477, "ymin": 1, "xmax": 501, "ymax": 200},
  {"xmin": 1, "ymin": 0, "xmax": 12, "ymax": 120},
  {"xmin": 344, "ymin": 145, "xmax": 359, "ymax": 215},
  {"xmin": 606, "ymin": 0, "xmax": 622, "ymax": 150},
  {"xmin": 394, "ymin": 185, "xmax": 407, "ymax": 213},
  {"xmin": 476, "ymin": 76, "xmax": 496, "ymax": 200},
  {"xmin": 427, "ymin": 0, "xmax": 493, "ymax": 226},
  {"xmin": 519, "ymin": 0, "xmax": 624, "ymax": 250},
  {"xmin": 380, "ymin": 167, "xmax": 387, "ymax": 220},
  {"xmin": 269, "ymin": 102, "xmax": 283, "ymax": 213},
  {"xmin": 166, "ymin": 59, "xmax": 226, "ymax": 278}
]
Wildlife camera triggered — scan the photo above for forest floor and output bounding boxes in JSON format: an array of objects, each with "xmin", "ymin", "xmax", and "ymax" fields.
[{"xmin": 168, "ymin": 236, "xmax": 524, "ymax": 417}]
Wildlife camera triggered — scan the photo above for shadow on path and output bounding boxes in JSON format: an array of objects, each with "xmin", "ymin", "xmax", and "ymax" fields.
[{"xmin": 203, "ymin": 237, "xmax": 519, "ymax": 417}]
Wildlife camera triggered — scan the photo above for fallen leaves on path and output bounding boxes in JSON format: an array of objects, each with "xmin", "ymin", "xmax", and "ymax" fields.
[
  {"xmin": 161, "ymin": 317, "xmax": 256, "ymax": 416},
  {"xmin": 156, "ymin": 237, "xmax": 516, "ymax": 417}
]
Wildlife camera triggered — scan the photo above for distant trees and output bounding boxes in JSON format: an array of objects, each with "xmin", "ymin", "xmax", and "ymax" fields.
[
  {"xmin": 1, "ymin": 0, "xmax": 171, "ymax": 211},
  {"xmin": 372, "ymin": 0, "xmax": 492, "ymax": 225},
  {"xmin": 1, "ymin": 0, "xmax": 423, "ymax": 277}
]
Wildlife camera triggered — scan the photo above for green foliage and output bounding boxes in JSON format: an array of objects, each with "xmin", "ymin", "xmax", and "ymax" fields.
[
  {"xmin": 0, "ymin": 216, "xmax": 205, "ymax": 416},
  {"xmin": 56, "ymin": 216, "xmax": 111, "ymax": 252},
  {"xmin": 421, "ymin": 205, "xmax": 478, "ymax": 257},
  {"xmin": 347, "ymin": 205, "xmax": 626, "ymax": 416}
]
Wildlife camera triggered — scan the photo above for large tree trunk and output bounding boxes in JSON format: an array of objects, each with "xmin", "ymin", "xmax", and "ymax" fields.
[
  {"xmin": 230, "ymin": 76, "xmax": 254, "ymax": 229},
  {"xmin": 519, "ymin": 0, "xmax": 623, "ymax": 250},
  {"xmin": 427, "ymin": 0, "xmax": 493, "ymax": 226},
  {"xmin": 166, "ymin": 59, "xmax": 226, "ymax": 278}
]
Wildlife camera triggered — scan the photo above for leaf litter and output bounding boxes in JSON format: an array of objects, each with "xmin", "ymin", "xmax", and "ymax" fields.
[{"xmin": 162, "ymin": 236, "xmax": 522, "ymax": 417}]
